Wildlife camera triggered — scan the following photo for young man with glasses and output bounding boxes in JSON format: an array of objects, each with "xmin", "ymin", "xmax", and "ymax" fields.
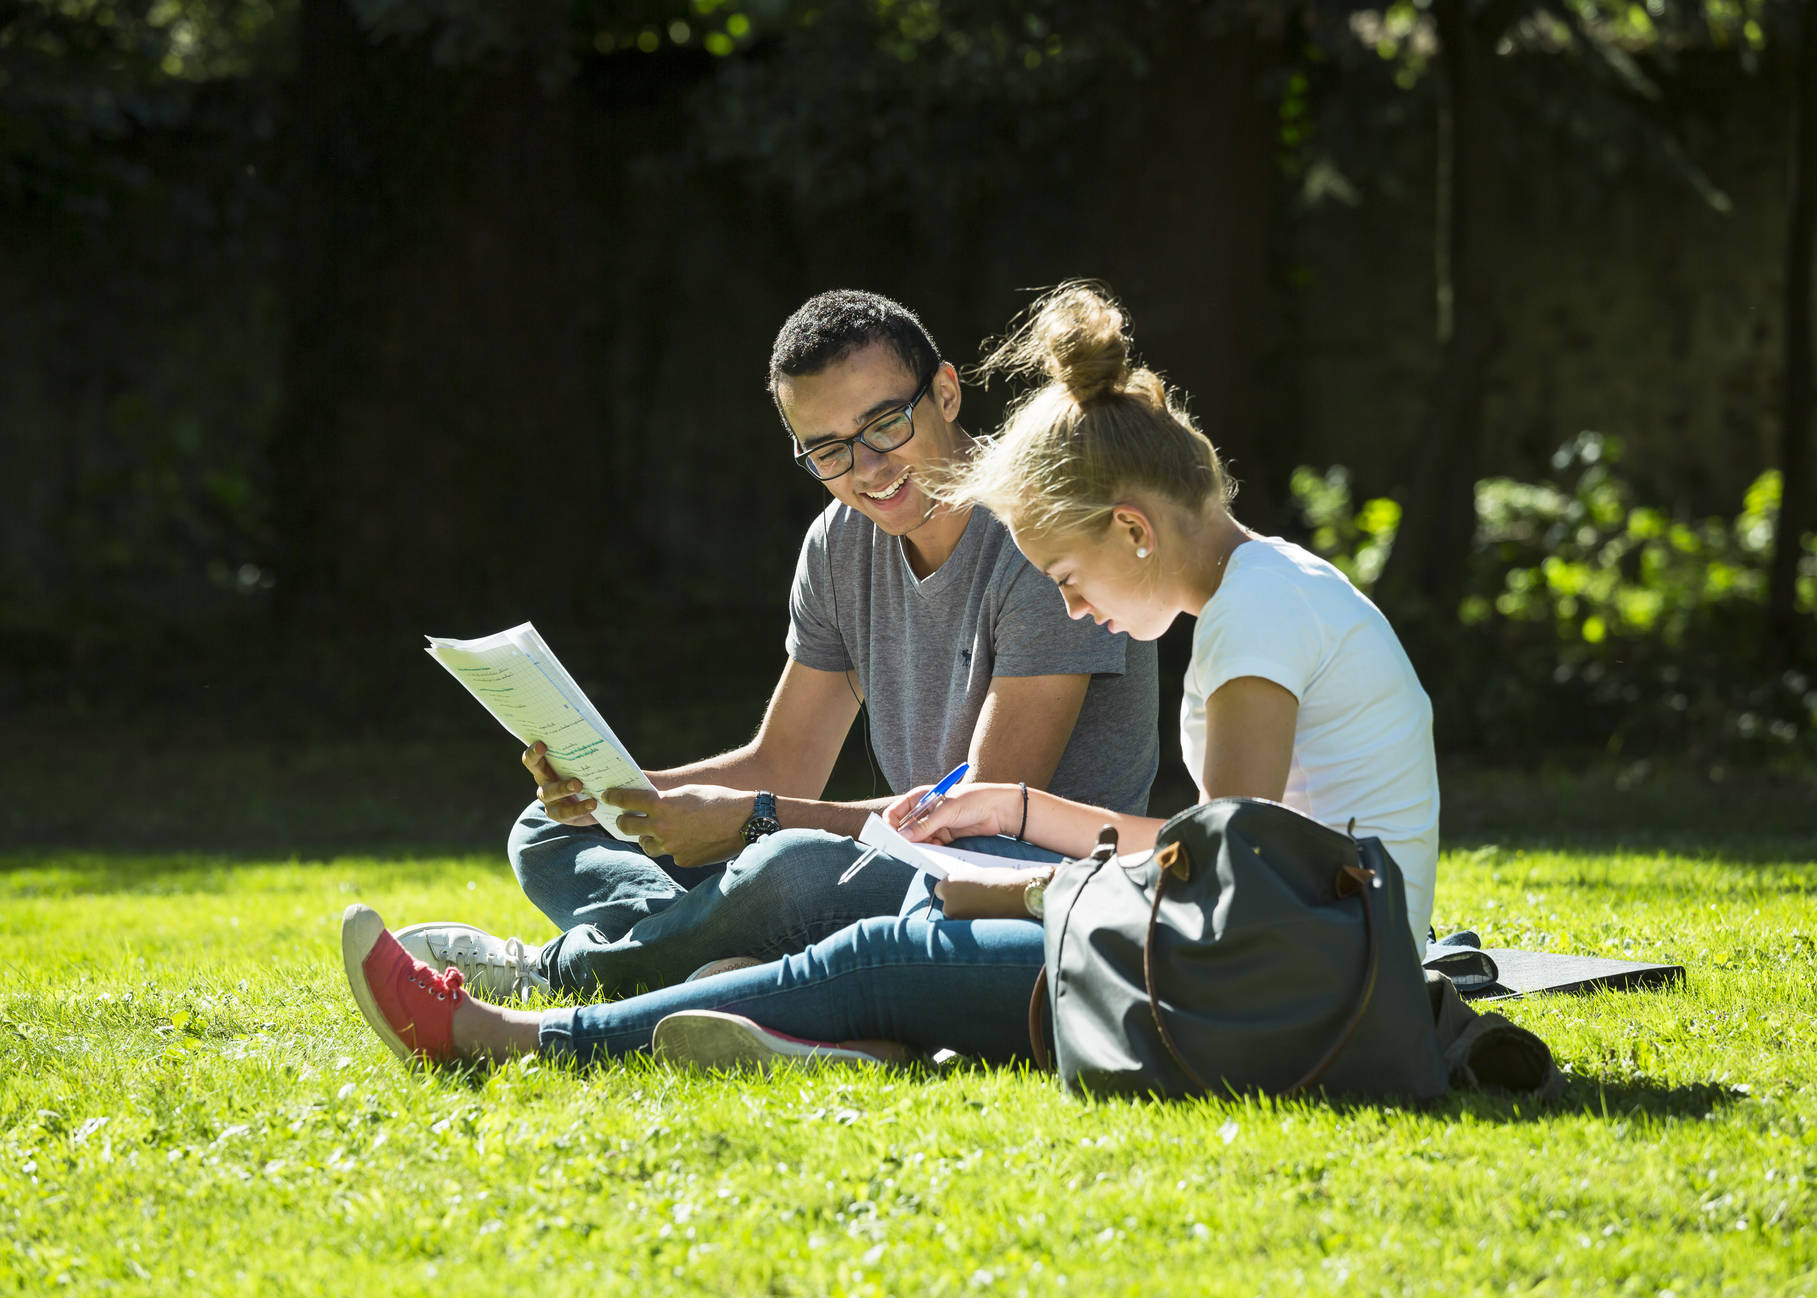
[{"xmin": 395, "ymin": 290, "xmax": 1159, "ymax": 999}]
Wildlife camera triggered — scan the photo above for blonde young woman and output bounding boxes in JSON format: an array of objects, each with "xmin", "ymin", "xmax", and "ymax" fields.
[{"xmin": 340, "ymin": 284, "xmax": 1440, "ymax": 1071}]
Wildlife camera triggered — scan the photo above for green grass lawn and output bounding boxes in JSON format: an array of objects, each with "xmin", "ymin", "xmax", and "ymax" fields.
[{"xmin": 3, "ymin": 843, "xmax": 1813, "ymax": 1296}]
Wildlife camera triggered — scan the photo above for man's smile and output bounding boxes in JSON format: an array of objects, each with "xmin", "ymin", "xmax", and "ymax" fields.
[{"xmin": 859, "ymin": 467, "xmax": 912, "ymax": 503}]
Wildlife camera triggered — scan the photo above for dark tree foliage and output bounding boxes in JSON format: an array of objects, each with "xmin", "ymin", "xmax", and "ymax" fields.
[
  {"xmin": 1302, "ymin": 0, "xmax": 1745, "ymax": 653},
  {"xmin": 1770, "ymin": 0, "xmax": 1816, "ymax": 665},
  {"xmin": 1, "ymin": 0, "xmax": 1807, "ymax": 753}
]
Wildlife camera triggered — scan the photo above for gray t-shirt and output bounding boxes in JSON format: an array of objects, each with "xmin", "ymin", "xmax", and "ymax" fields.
[{"xmin": 786, "ymin": 502, "xmax": 1159, "ymax": 814}]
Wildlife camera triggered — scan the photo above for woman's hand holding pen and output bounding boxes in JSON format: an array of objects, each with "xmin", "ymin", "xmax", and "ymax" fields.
[
  {"xmin": 886, "ymin": 781, "xmax": 1024, "ymax": 845},
  {"xmin": 886, "ymin": 781, "xmax": 1047, "ymax": 919}
]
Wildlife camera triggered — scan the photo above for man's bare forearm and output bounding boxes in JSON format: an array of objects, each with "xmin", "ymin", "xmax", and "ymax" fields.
[
  {"xmin": 774, "ymin": 795, "xmax": 899, "ymax": 840},
  {"xmin": 646, "ymin": 745, "xmax": 778, "ymax": 796}
]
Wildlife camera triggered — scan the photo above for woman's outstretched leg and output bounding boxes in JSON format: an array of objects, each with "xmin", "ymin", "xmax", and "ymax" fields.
[
  {"xmin": 341, "ymin": 903, "xmax": 1043, "ymax": 1070},
  {"xmin": 539, "ymin": 909, "xmax": 1045, "ymax": 1066}
]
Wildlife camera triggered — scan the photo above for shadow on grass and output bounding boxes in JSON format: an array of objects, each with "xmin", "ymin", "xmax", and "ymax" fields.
[
  {"xmin": 1440, "ymin": 855, "xmax": 1817, "ymax": 898},
  {"xmin": 1444, "ymin": 833, "xmax": 1817, "ymax": 866},
  {"xmin": 0, "ymin": 849, "xmax": 501, "ymax": 896},
  {"xmin": 399, "ymin": 1052, "xmax": 1746, "ymax": 1127},
  {"xmin": 1439, "ymin": 758, "xmax": 1817, "ymax": 860},
  {"xmin": 1436, "ymin": 1074, "xmax": 1743, "ymax": 1123}
]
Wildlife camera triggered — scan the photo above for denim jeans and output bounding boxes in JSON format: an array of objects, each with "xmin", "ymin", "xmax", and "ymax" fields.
[
  {"xmin": 507, "ymin": 799, "xmax": 1038, "ymax": 998},
  {"xmin": 538, "ymin": 840, "xmax": 1064, "ymax": 1065}
]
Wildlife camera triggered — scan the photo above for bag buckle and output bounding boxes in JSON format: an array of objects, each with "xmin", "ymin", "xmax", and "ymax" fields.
[
  {"xmin": 1154, "ymin": 840, "xmax": 1191, "ymax": 883},
  {"xmin": 1339, "ymin": 820, "xmax": 1378, "ymax": 896}
]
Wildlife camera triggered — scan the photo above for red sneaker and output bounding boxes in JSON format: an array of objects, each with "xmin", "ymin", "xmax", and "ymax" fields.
[{"xmin": 341, "ymin": 903, "xmax": 466, "ymax": 1064}]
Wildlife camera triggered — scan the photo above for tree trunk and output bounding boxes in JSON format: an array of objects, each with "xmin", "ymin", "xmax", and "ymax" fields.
[
  {"xmin": 271, "ymin": 1, "xmax": 592, "ymax": 649},
  {"xmin": 1082, "ymin": 4, "xmax": 1289, "ymax": 531},
  {"xmin": 269, "ymin": 0, "xmax": 368, "ymax": 641},
  {"xmin": 1769, "ymin": 0, "xmax": 1817, "ymax": 660},
  {"xmin": 1378, "ymin": 0, "xmax": 1499, "ymax": 637},
  {"xmin": 1161, "ymin": 11, "xmax": 1291, "ymax": 532}
]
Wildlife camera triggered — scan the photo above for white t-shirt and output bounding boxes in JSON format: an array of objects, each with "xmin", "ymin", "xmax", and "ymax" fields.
[{"xmin": 1180, "ymin": 536, "xmax": 1439, "ymax": 947}]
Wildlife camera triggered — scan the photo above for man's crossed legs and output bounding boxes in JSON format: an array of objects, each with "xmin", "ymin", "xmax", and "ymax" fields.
[
  {"xmin": 508, "ymin": 800, "xmax": 921, "ymax": 996},
  {"xmin": 403, "ymin": 800, "xmax": 1060, "ymax": 1001}
]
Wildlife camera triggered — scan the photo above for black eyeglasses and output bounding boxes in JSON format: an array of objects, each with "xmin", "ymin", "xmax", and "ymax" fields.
[{"xmin": 791, "ymin": 368, "xmax": 936, "ymax": 481}]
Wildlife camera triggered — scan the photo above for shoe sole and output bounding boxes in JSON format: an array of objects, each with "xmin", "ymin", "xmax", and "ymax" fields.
[
  {"xmin": 651, "ymin": 1010, "xmax": 881, "ymax": 1074},
  {"xmin": 340, "ymin": 904, "xmax": 416, "ymax": 1065},
  {"xmin": 683, "ymin": 957, "xmax": 765, "ymax": 983}
]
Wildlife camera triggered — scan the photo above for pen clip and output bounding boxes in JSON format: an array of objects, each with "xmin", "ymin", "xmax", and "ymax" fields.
[{"xmin": 838, "ymin": 846, "xmax": 881, "ymax": 885}]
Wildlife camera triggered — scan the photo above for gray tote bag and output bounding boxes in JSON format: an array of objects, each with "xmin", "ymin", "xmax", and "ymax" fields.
[{"xmin": 1030, "ymin": 797, "xmax": 1448, "ymax": 1102}]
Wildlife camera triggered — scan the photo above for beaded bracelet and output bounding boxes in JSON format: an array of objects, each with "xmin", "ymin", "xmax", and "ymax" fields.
[{"xmin": 1016, "ymin": 781, "xmax": 1029, "ymax": 841}]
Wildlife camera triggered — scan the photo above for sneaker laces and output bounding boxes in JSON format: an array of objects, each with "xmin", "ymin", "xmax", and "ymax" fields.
[
  {"xmin": 501, "ymin": 936, "xmax": 539, "ymax": 1000},
  {"xmin": 409, "ymin": 964, "xmax": 465, "ymax": 1005},
  {"xmin": 443, "ymin": 933, "xmax": 542, "ymax": 1000}
]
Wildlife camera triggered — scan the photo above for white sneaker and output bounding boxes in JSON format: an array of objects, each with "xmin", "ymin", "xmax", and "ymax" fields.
[
  {"xmin": 651, "ymin": 1010, "xmax": 890, "ymax": 1073},
  {"xmin": 392, "ymin": 921, "xmax": 550, "ymax": 1003},
  {"xmin": 684, "ymin": 956, "xmax": 764, "ymax": 983}
]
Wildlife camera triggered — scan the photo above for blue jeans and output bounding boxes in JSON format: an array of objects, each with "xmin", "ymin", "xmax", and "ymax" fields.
[
  {"xmin": 538, "ymin": 841, "xmax": 1064, "ymax": 1064},
  {"xmin": 508, "ymin": 799, "xmax": 1025, "ymax": 997}
]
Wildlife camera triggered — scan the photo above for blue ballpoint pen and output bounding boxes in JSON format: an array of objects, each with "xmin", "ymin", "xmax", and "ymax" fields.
[{"xmin": 838, "ymin": 760, "xmax": 971, "ymax": 884}]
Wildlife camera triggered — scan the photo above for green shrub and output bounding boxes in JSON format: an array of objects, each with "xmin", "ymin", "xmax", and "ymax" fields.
[{"xmin": 1291, "ymin": 436, "xmax": 1817, "ymax": 757}]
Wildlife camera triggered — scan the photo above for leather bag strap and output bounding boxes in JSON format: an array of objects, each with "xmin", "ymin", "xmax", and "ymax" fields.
[
  {"xmin": 1141, "ymin": 850, "xmax": 1384, "ymax": 1096},
  {"xmin": 1028, "ymin": 827, "xmax": 1121, "ymax": 1075},
  {"xmin": 1028, "ymin": 966, "xmax": 1053, "ymax": 1073}
]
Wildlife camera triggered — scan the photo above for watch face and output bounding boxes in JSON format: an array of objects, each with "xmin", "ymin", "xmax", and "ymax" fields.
[
  {"xmin": 1024, "ymin": 866, "xmax": 1056, "ymax": 919},
  {"xmin": 742, "ymin": 792, "xmax": 780, "ymax": 845}
]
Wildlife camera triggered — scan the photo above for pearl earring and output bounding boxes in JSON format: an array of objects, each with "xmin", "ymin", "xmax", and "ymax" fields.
[{"xmin": 1135, "ymin": 547, "xmax": 1149, "ymax": 559}]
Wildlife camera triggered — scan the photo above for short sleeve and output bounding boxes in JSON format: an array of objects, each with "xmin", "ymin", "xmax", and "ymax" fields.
[
  {"xmin": 989, "ymin": 550, "xmax": 1129, "ymax": 679},
  {"xmin": 785, "ymin": 509, "xmax": 852, "ymax": 673},
  {"xmin": 1191, "ymin": 566, "xmax": 1324, "ymax": 702}
]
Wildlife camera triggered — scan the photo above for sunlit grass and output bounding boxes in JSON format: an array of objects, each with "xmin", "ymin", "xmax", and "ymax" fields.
[{"xmin": 3, "ymin": 845, "xmax": 1813, "ymax": 1296}]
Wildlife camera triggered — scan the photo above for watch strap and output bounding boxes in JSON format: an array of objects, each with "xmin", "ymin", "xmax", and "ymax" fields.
[{"xmin": 741, "ymin": 791, "xmax": 781, "ymax": 845}]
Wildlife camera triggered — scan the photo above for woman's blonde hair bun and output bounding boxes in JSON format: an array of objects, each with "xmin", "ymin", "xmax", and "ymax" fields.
[
  {"xmin": 980, "ymin": 280, "xmax": 1144, "ymax": 408},
  {"xmin": 931, "ymin": 279, "xmax": 1232, "ymax": 542},
  {"xmin": 1034, "ymin": 283, "xmax": 1130, "ymax": 405}
]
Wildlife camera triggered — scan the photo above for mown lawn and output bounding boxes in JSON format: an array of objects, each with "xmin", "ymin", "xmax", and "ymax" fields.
[{"xmin": 3, "ymin": 842, "xmax": 1813, "ymax": 1296}]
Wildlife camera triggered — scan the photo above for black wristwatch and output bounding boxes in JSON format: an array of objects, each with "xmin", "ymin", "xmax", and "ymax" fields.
[{"xmin": 740, "ymin": 791, "xmax": 781, "ymax": 845}]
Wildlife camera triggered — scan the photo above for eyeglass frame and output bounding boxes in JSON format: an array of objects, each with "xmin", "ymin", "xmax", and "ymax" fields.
[{"xmin": 788, "ymin": 364, "xmax": 939, "ymax": 482}]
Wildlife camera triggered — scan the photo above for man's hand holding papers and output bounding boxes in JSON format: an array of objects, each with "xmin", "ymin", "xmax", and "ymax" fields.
[
  {"xmin": 524, "ymin": 742, "xmax": 602, "ymax": 826},
  {"xmin": 595, "ymin": 784, "xmax": 754, "ymax": 871},
  {"xmin": 428, "ymin": 622, "xmax": 654, "ymax": 843}
]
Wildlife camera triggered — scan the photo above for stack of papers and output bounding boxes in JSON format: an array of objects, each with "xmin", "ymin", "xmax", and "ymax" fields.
[
  {"xmin": 426, "ymin": 622, "xmax": 652, "ymax": 843},
  {"xmin": 855, "ymin": 814, "xmax": 1035, "ymax": 878}
]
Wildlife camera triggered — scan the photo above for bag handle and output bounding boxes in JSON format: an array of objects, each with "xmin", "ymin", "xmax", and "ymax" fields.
[
  {"xmin": 1027, "ymin": 827, "xmax": 1122, "ymax": 1073},
  {"xmin": 1028, "ymin": 966, "xmax": 1053, "ymax": 1072},
  {"xmin": 1142, "ymin": 843, "xmax": 1384, "ymax": 1097}
]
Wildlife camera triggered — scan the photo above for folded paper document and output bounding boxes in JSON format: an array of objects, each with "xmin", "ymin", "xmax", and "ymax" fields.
[{"xmin": 426, "ymin": 622, "xmax": 652, "ymax": 843}]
